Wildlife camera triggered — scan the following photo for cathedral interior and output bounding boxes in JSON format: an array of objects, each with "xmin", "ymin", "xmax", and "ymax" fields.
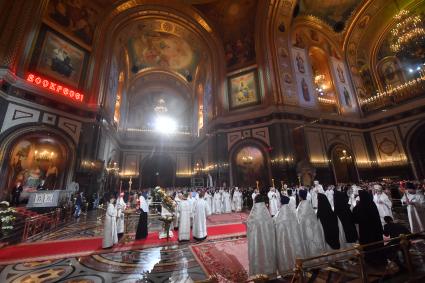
[{"xmin": 1, "ymin": 0, "xmax": 425, "ymax": 282}]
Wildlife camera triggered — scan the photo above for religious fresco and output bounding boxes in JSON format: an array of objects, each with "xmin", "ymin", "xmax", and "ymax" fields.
[
  {"xmin": 33, "ymin": 29, "xmax": 88, "ymax": 88},
  {"xmin": 195, "ymin": 0, "xmax": 258, "ymax": 69},
  {"xmin": 299, "ymin": 0, "xmax": 360, "ymax": 29},
  {"xmin": 127, "ymin": 22, "xmax": 200, "ymax": 80},
  {"xmin": 44, "ymin": 0, "xmax": 99, "ymax": 47},
  {"xmin": 7, "ymin": 136, "xmax": 67, "ymax": 193},
  {"xmin": 291, "ymin": 47, "xmax": 316, "ymax": 108},
  {"xmin": 330, "ymin": 57, "xmax": 357, "ymax": 112},
  {"xmin": 377, "ymin": 57, "xmax": 405, "ymax": 88},
  {"xmin": 234, "ymin": 146, "xmax": 267, "ymax": 188},
  {"xmin": 228, "ymin": 69, "xmax": 260, "ymax": 109}
]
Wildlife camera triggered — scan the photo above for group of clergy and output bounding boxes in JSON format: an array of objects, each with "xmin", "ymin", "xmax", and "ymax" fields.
[
  {"xmin": 247, "ymin": 180, "xmax": 425, "ymax": 277},
  {"xmin": 102, "ymin": 192, "xmax": 128, "ymax": 249},
  {"xmin": 175, "ymin": 191, "xmax": 211, "ymax": 241},
  {"xmin": 174, "ymin": 188, "xmax": 244, "ymax": 216}
]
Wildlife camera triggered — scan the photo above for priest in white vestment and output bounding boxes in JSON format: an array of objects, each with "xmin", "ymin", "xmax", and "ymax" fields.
[
  {"xmin": 247, "ymin": 194, "xmax": 276, "ymax": 276},
  {"xmin": 373, "ymin": 185, "xmax": 393, "ymax": 225},
  {"xmin": 177, "ymin": 193, "xmax": 192, "ymax": 241},
  {"xmin": 287, "ymin": 189, "xmax": 297, "ymax": 211},
  {"xmin": 297, "ymin": 190, "xmax": 326, "ymax": 258},
  {"xmin": 232, "ymin": 187, "xmax": 243, "ymax": 212},
  {"xmin": 401, "ymin": 182, "xmax": 425, "ymax": 233},
  {"xmin": 275, "ymin": 196, "xmax": 305, "ymax": 274},
  {"xmin": 268, "ymin": 187, "xmax": 280, "ymax": 216},
  {"xmin": 192, "ymin": 192, "xmax": 211, "ymax": 241},
  {"xmin": 173, "ymin": 192, "xmax": 182, "ymax": 230},
  {"xmin": 204, "ymin": 190, "xmax": 213, "ymax": 213},
  {"xmin": 325, "ymin": 186, "xmax": 335, "ymax": 210},
  {"xmin": 103, "ymin": 195, "xmax": 118, "ymax": 248},
  {"xmin": 252, "ymin": 188, "xmax": 259, "ymax": 203},
  {"xmin": 222, "ymin": 189, "xmax": 232, "ymax": 213},
  {"xmin": 213, "ymin": 190, "xmax": 222, "ymax": 214},
  {"xmin": 116, "ymin": 193, "xmax": 126, "ymax": 240}
]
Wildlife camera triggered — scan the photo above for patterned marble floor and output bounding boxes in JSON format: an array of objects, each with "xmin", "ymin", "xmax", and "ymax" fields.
[
  {"xmin": 1, "ymin": 212, "xmax": 250, "ymax": 282},
  {"xmin": 0, "ymin": 242, "xmax": 207, "ymax": 282}
]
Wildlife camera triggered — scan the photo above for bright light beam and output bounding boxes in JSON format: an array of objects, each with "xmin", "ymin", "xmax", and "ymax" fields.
[{"xmin": 154, "ymin": 116, "xmax": 177, "ymax": 134}]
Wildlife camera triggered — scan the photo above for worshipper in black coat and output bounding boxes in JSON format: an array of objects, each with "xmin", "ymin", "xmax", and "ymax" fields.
[
  {"xmin": 383, "ymin": 216, "xmax": 410, "ymax": 271},
  {"xmin": 383, "ymin": 216, "xmax": 410, "ymax": 241},
  {"xmin": 135, "ymin": 193, "xmax": 149, "ymax": 240},
  {"xmin": 317, "ymin": 193, "xmax": 340, "ymax": 250},
  {"xmin": 334, "ymin": 190, "xmax": 358, "ymax": 243},
  {"xmin": 353, "ymin": 190, "xmax": 384, "ymax": 265}
]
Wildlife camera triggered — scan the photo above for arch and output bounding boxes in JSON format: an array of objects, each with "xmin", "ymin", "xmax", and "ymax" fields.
[
  {"xmin": 140, "ymin": 153, "xmax": 176, "ymax": 188},
  {"xmin": 0, "ymin": 124, "xmax": 76, "ymax": 200},
  {"xmin": 328, "ymin": 143, "xmax": 358, "ymax": 184},
  {"xmin": 228, "ymin": 138, "xmax": 272, "ymax": 188},
  {"xmin": 405, "ymin": 121, "xmax": 425, "ymax": 180},
  {"xmin": 90, "ymin": 1, "xmax": 226, "ymax": 118}
]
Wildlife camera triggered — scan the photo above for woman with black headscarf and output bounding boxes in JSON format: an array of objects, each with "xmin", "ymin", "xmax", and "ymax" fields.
[
  {"xmin": 352, "ymin": 190, "xmax": 384, "ymax": 265},
  {"xmin": 334, "ymin": 190, "xmax": 358, "ymax": 246},
  {"xmin": 317, "ymin": 193, "xmax": 340, "ymax": 250}
]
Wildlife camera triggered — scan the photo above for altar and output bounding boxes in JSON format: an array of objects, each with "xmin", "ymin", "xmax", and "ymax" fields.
[{"xmin": 26, "ymin": 190, "xmax": 72, "ymax": 208}]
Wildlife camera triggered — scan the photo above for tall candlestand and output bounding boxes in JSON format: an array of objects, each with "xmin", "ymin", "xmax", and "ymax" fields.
[
  {"xmin": 256, "ymin": 180, "xmax": 259, "ymax": 190},
  {"xmin": 272, "ymin": 178, "xmax": 275, "ymax": 188},
  {"xmin": 128, "ymin": 177, "xmax": 133, "ymax": 193}
]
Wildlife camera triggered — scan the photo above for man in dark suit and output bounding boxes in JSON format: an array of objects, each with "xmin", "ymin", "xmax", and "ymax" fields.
[{"xmin": 11, "ymin": 182, "xmax": 23, "ymax": 206}]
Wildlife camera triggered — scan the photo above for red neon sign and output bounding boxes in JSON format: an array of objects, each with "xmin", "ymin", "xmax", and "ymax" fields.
[{"xmin": 26, "ymin": 73, "xmax": 84, "ymax": 103}]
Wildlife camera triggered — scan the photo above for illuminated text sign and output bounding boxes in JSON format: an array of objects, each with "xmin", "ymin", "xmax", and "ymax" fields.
[{"xmin": 26, "ymin": 73, "xmax": 84, "ymax": 103}]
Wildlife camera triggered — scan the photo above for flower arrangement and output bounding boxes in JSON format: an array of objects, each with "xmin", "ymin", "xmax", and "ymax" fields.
[
  {"xmin": 153, "ymin": 186, "xmax": 176, "ymax": 214},
  {"xmin": 153, "ymin": 187, "xmax": 176, "ymax": 239},
  {"xmin": 0, "ymin": 201, "xmax": 16, "ymax": 235}
]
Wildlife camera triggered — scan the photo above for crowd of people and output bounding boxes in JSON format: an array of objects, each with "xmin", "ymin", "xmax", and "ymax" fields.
[
  {"xmin": 247, "ymin": 180, "xmax": 425, "ymax": 276},
  {"xmin": 98, "ymin": 179, "xmax": 425, "ymax": 276}
]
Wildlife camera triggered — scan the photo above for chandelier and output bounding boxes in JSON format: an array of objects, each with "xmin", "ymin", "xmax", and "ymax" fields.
[
  {"xmin": 390, "ymin": 9, "xmax": 425, "ymax": 53},
  {"xmin": 154, "ymin": 98, "xmax": 168, "ymax": 113}
]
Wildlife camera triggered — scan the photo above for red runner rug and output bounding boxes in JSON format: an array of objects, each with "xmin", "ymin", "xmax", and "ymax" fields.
[
  {"xmin": 190, "ymin": 238, "xmax": 249, "ymax": 282},
  {"xmin": 206, "ymin": 212, "xmax": 249, "ymax": 226},
  {"xmin": 0, "ymin": 223, "xmax": 246, "ymax": 265}
]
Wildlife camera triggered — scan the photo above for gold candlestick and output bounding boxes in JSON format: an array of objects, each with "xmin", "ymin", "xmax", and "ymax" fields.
[
  {"xmin": 281, "ymin": 181, "xmax": 284, "ymax": 190},
  {"xmin": 272, "ymin": 178, "xmax": 275, "ymax": 188},
  {"xmin": 256, "ymin": 180, "xmax": 259, "ymax": 189}
]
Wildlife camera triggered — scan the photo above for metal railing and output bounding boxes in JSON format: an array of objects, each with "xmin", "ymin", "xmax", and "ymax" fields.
[
  {"xmin": 290, "ymin": 231, "xmax": 424, "ymax": 283},
  {"xmin": 22, "ymin": 206, "xmax": 73, "ymax": 241}
]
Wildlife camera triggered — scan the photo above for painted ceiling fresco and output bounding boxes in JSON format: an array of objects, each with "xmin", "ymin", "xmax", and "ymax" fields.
[
  {"xmin": 195, "ymin": 0, "xmax": 258, "ymax": 69},
  {"xmin": 299, "ymin": 0, "xmax": 362, "ymax": 30},
  {"xmin": 126, "ymin": 20, "xmax": 201, "ymax": 80}
]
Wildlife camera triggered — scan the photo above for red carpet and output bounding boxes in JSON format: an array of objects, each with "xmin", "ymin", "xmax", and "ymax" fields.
[
  {"xmin": 207, "ymin": 212, "xmax": 249, "ymax": 226},
  {"xmin": 0, "ymin": 223, "xmax": 246, "ymax": 265},
  {"xmin": 190, "ymin": 238, "xmax": 249, "ymax": 282}
]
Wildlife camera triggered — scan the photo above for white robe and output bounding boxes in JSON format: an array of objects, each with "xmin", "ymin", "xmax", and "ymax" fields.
[
  {"xmin": 325, "ymin": 189, "xmax": 334, "ymax": 210},
  {"xmin": 213, "ymin": 192, "xmax": 222, "ymax": 214},
  {"xmin": 268, "ymin": 190, "xmax": 280, "ymax": 216},
  {"xmin": 297, "ymin": 200, "xmax": 326, "ymax": 258},
  {"xmin": 373, "ymin": 193, "xmax": 393, "ymax": 225},
  {"xmin": 173, "ymin": 195, "xmax": 181, "ymax": 228},
  {"xmin": 252, "ymin": 192, "xmax": 258, "ymax": 202},
  {"xmin": 289, "ymin": 196, "xmax": 297, "ymax": 212},
  {"xmin": 116, "ymin": 197, "xmax": 126, "ymax": 234},
  {"xmin": 275, "ymin": 205, "xmax": 306, "ymax": 274},
  {"xmin": 222, "ymin": 192, "xmax": 232, "ymax": 213},
  {"xmin": 204, "ymin": 192, "xmax": 213, "ymax": 213},
  {"xmin": 102, "ymin": 203, "xmax": 118, "ymax": 248},
  {"xmin": 192, "ymin": 198, "xmax": 210, "ymax": 239},
  {"xmin": 247, "ymin": 202, "xmax": 276, "ymax": 276},
  {"xmin": 232, "ymin": 191, "xmax": 243, "ymax": 212},
  {"xmin": 401, "ymin": 192, "xmax": 425, "ymax": 233},
  {"xmin": 177, "ymin": 200, "xmax": 192, "ymax": 241}
]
